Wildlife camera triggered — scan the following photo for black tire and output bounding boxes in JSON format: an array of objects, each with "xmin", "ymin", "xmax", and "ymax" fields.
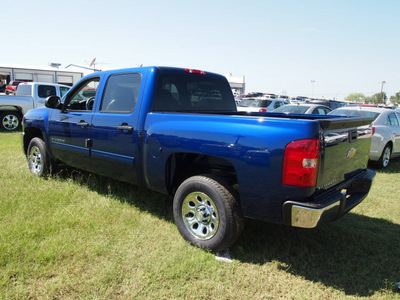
[
  {"xmin": 0, "ymin": 111, "xmax": 22, "ymax": 131},
  {"xmin": 27, "ymin": 137, "xmax": 52, "ymax": 177},
  {"xmin": 376, "ymin": 144, "xmax": 391, "ymax": 169},
  {"xmin": 173, "ymin": 175, "xmax": 244, "ymax": 252}
]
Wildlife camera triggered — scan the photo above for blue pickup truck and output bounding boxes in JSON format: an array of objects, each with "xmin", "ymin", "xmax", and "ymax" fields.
[{"xmin": 22, "ymin": 66, "xmax": 375, "ymax": 252}]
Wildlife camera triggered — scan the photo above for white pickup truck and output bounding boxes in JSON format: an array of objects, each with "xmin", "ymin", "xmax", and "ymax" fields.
[{"xmin": 0, "ymin": 82, "xmax": 70, "ymax": 131}]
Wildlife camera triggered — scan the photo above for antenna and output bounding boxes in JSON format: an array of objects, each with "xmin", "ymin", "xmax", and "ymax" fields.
[{"xmin": 89, "ymin": 58, "xmax": 96, "ymax": 71}]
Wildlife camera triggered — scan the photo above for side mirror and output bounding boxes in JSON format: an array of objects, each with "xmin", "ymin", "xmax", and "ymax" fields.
[{"xmin": 45, "ymin": 96, "xmax": 61, "ymax": 109}]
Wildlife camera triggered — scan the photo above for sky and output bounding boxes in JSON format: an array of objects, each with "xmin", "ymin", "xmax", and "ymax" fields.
[{"xmin": 2, "ymin": 0, "xmax": 400, "ymax": 100}]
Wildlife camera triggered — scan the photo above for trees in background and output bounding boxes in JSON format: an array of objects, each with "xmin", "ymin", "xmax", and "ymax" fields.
[
  {"xmin": 389, "ymin": 92, "xmax": 400, "ymax": 106},
  {"xmin": 345, "ymin": 92, "xmax": 399, "ymax": 106},
  {"xmin": 345, "ymin": 93, "xmax": 366, "ymax": 102},
  {"xmin": 365, "ymin": 93, "xmax": 387, "ymax": 104}
]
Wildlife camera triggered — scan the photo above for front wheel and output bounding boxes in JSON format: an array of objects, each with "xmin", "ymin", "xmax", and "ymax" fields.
[
  {"xmin": 173, "ymin": 175, "xmax": 243, "ymax": 252},
  {"xmin": 27, "ymin": 137, "xmax": 52, "ymax": 177}
]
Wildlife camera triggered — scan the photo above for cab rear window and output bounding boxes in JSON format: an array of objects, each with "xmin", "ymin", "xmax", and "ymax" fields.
[{"xmin": 153, "ymin": 74, "xmax": 236, "ymax": 112}]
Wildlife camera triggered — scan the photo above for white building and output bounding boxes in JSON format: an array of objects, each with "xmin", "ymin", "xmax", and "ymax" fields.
[
  {"xmin": 0, "ymin": 64, "xmax": 94, "ymax": 87},
  {"xmin": 223, "ymin": 73, "xmax": 245, "ymax": 95}
]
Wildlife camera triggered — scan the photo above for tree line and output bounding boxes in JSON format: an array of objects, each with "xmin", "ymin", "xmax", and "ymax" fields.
[{"xmin": 345, "ymin": 92, "xmax": 400, "ymax": 105}]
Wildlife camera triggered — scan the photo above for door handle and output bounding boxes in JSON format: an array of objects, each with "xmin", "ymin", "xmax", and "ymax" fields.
[
  {"xmin": 77, "ymin": 121, "xmax": 89, "ymax": 127},
  {"xmin": 117, "ymin": 124, "xmax": 133, "ymax": 132}
]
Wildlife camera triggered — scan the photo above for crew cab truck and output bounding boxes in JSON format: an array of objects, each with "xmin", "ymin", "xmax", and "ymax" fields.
[
  {"xmin": 22, "ymin": 67, "xmax": 376, "ymax": 252},
  {"xmin": 0, "ymin": 82, "xmax": 70, "ymax": 131}
]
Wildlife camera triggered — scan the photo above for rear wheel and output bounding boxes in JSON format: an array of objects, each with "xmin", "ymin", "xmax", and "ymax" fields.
[
  {"xmin": 377, "ymin": 144, "xmax": 391, "ymax": 169},
  {"xmin": 0, "ymin": 111, "xmax": 21, "ymax": 131},
  {"xmin": 173, "ymin": 175, "xmax": 243, "ymax": 252}
]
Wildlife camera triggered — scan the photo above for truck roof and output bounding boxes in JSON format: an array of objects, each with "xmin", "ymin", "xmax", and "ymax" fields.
[
  {"xmin": 18, "ymin": 82, "xmax": 71, "ymax": 88},
  {"xmin": 91, "ymin": 66, "xmax": 226, "ymax": 80}
]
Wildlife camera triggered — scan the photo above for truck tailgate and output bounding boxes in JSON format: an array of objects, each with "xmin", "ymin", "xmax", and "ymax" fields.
[{"xmin": 316, "ymin": 117, "xmax": 373, "ymax": 190}]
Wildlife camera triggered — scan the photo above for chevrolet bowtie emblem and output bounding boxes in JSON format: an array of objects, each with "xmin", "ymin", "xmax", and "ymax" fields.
[{"xmin": 347, "ymin": 148, "xmax": 357, "ymax": 158}]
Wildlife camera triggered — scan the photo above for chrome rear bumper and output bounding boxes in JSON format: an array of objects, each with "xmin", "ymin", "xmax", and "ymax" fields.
[{"xmin": 282, "ymin": 169, "xmax": 376, "ymax": 228}]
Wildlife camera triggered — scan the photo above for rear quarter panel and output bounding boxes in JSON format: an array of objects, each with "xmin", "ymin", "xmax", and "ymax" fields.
[
  {"xmin": 0, "ymin": 95, "xmax": 34, "ymax": 115},
  {"xmin": 143, "ymin": 113, "xmax": 322, "ymax": 223},
  {"xmin": 369, "ymin": 125, "xmax": 390, "ymax": 160}
]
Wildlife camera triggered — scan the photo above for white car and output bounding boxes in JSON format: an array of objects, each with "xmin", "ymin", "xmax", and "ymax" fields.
[
  {"xmin": 237, "ymin": 98, "xmax": 289, "ymax": 112},
  {"xmin": 330, "ymin": 106, "xmax": 400, "ymax": 168}
]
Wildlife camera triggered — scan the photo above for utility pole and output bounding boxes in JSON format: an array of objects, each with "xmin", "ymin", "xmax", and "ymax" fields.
[
  {"xmin": 311, "ymin": 80, "xmax": 315, "ymax": 98},
  {"xmin": 380, "ymin": 81, "xmax": 386, "ymax": 104}
]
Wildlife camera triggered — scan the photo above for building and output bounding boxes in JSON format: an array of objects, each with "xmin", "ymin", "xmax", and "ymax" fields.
[
  {"xmin": 223, "ymin": 73, "xmax": 245, "ymax": 95},
  {"xmin": 0, "ymin": 64, "xmax": 92, "ymax": 87}
]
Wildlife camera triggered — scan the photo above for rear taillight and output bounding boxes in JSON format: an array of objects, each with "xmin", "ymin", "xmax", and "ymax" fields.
[
  {"xmin": 371, "ymin": 126, "xmax": 376, "ymax": 135},
  {"xmin": 185, "ymin": 69, "xmax": 206, "ymax": 75},
  {"xmin": 282, "ymin": 139, "xmax": 320, "ymax": 187},
  {"xmin": 259, "ymin": 108, "xmax": 267, "ymax": 112}
]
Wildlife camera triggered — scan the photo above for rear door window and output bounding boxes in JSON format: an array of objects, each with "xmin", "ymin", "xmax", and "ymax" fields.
[
  {"xmin": 38, "ymin": 85, "xmax": 57, "ymax": 98},
  {"xmin": 388, "ymin": 113, "xmax": 399, "ymax": 126},
  {"xmin": 274, "ymin": 101, "xmax": 283, "ymax": 109},
  {"xmin": 260, "ymin": 100, "xmax": 272, "ymax": 107},
  {"xmin": 100, "ymin": 73, "xmax": 141, "ymax": 113},
  {"xmin": 313, "ymin": 107, "xmax": 330, "ymax": 115}
]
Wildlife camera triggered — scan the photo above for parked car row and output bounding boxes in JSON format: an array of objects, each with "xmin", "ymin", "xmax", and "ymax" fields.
[
  {"xmin": 235, "ymin": 97, "xmax": 399, "ymax": 168},
  {"xmin": 235, "ymin": 92, "xmax": 291, "ymax": 101},
  {"xmin": 234, "ymin": 93, "xmax": 344, "ymax": 107},
  {"xmin": 237, "ymin": 98, "xmax": 289, "ymax": 112}
]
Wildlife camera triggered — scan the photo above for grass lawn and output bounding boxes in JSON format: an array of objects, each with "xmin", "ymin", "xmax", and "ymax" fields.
[{"xmin": 1, "ymin": 131, "xmax": 399, "ymax": 299}]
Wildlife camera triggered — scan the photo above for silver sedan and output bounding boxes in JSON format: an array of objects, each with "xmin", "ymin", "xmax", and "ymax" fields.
[{"xmin": 330, "ymin": 106, "xmax": 400, "ymax": 168}]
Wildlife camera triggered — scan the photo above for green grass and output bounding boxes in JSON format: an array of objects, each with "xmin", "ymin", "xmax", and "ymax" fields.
[{"xmin": 1, "ymin": 131, "xmax": 399, "ymax": 299}]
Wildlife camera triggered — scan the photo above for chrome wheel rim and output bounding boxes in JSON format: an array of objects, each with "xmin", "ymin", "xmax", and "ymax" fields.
[
  {"xmin": 28, "ymin": 145, "xmax": 43, "ymax": 175},
  {"xmin": 2, "ymin": 114, "xmax": 19, "ymax": 130},
  {"xmin": 182, "ymin": 192, "xmax": 219, "ymax": 240},
  {"xmin": 382, "ymin": 147, "xmax": 391, "ymax": 168}
]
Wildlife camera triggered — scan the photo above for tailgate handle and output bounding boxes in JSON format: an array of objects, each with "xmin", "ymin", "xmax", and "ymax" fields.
[{"xmin": 349, "ymin": 130, "xmax": 358, "ymax": 143}]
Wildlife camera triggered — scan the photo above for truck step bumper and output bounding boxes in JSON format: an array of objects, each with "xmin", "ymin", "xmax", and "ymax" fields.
[{"xmin": 282, "ymin": 169, "xmax": 376, "ymax": 228}]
